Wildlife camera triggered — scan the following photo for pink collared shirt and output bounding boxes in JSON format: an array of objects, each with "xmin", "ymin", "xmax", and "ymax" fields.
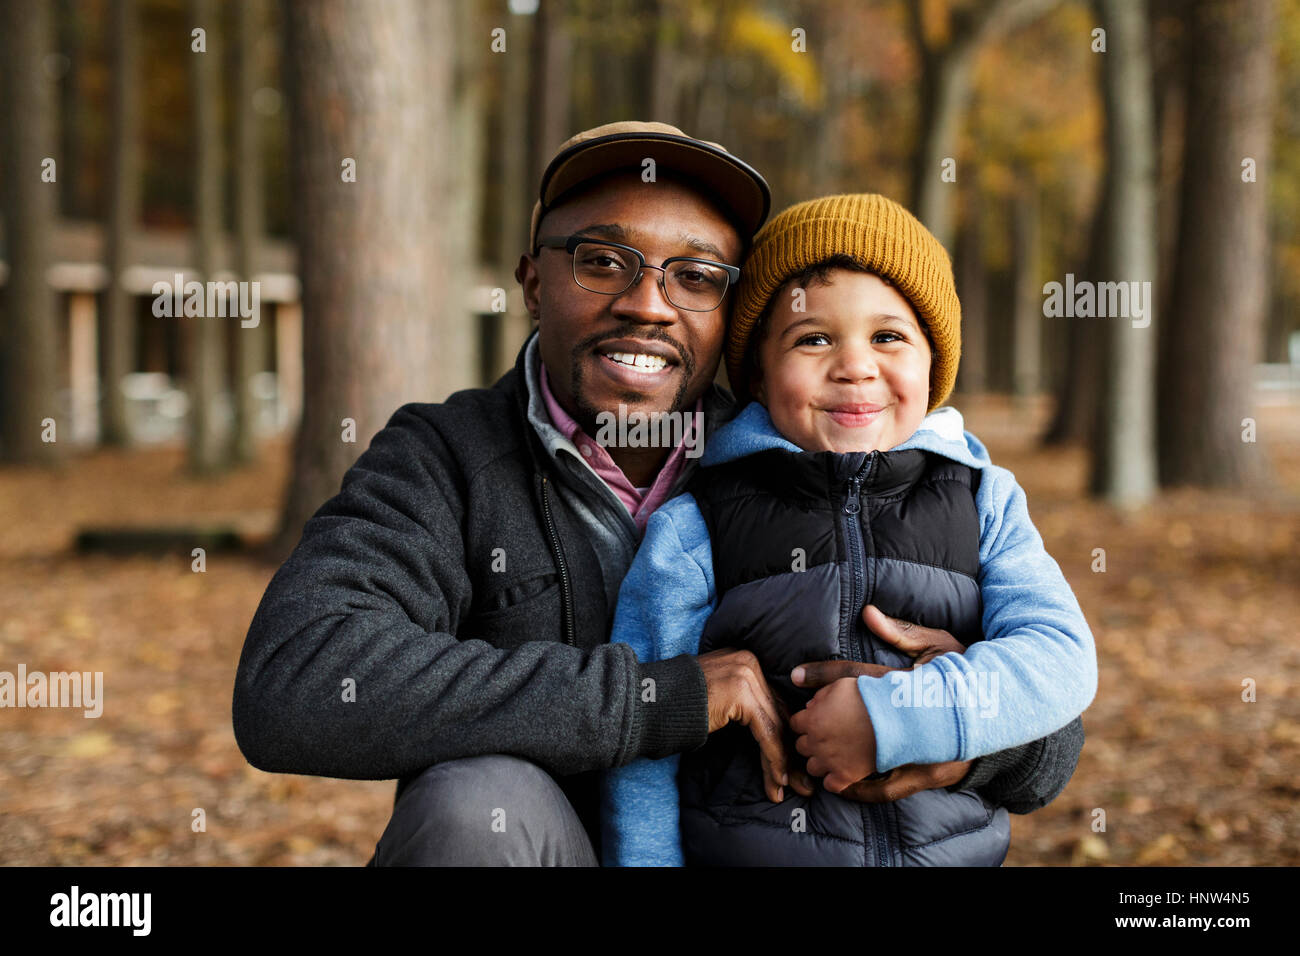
[{"xmin": 540, "ymin": 364, "xmax": 702, "ymax": 535}]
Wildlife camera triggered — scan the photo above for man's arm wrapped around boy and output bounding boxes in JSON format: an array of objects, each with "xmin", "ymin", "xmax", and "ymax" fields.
[
  {"xmin": 855, "ymin": 459, "xmax": 1099, "ymax": 771},
  {"xmin": 947, "ymin": 715, "xmax": 1085, "ymax": 813},
  {"xmin": 232, "ymin": 402, "xmax": 697, "ymax": 783}
]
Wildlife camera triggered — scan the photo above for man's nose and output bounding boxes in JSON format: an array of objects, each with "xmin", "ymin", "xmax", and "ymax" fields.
[{"xmin": 611, "ymin": 266, "xmax": 680, "ymax": 323}]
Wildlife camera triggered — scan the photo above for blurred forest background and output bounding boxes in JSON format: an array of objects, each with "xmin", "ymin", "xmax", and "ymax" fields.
[{"xmin": 0, "ymin": 0, "xmax": 1297, "ymax": 866}]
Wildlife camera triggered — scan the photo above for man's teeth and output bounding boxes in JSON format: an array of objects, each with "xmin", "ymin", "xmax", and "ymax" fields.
[{"xmin": 604, "ymin": 351, "xmax": 669, "ymax": 371}]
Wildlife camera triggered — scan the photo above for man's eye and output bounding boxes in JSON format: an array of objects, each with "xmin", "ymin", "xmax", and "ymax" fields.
[
  {"xmin": 577, "ymin": 247, "xmax": 630, "ymax": 270},
  {"xmin": 669, "ymin": 263, "xmax": 727, "ymax": 289}
]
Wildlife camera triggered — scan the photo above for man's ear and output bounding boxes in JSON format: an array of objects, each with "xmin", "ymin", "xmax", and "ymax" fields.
[{"xmin": 516, "ymin": 253, "xmax": 541, "ymax": 321}]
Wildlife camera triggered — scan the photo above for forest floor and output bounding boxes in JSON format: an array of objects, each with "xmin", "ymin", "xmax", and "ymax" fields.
[{"xmin": 1, "ymin": 395, "xmax": 1297, "ymax": 866}]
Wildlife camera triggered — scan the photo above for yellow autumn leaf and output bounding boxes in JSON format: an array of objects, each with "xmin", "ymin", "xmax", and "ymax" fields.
[
  {"xmin": 1072, "ymin": 833, "xmax": 1110, "ymax": 863},
  {"xmin": 146, "ymin": 690, "xmax": 181, "ymax": 715},
  {"xmin": 62, "ymin": 731, "xmax": 114, "ymax": 759},
  {"xmin": 1135, "ymin": 833, "xmax": 1183, "ymax": 865},
  {"xmin": 727, "ymin": 10, "xmax": 823, "ymax": 109},
  {"xmin": 59, "ymin": 611, "xmax": 94, "ymax": 638},
  {"xmin": 1269, "ymin": 720, "xmax": 1300, "ymax": 744}
]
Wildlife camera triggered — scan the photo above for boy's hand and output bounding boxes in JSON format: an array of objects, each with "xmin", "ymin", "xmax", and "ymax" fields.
[
  {"xmin": 786, "ymin": 606, "xmax": 967, "ymax": 796},
  {"xmin": 789, "ymin": 677, "xmax": 876, "ymax": 793}
]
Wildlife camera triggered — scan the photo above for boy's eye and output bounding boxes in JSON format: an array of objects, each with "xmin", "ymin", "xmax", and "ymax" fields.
[
  {"xmin": 795, "ymin": 333, "xmax": 830, "ymax": 347},
  {"xmin": 794, "ymin": 331, "xmax": 905, "ymax": 347}
]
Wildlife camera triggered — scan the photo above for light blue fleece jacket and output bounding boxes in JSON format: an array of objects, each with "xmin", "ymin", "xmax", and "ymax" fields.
[{"xmin": 600, "ymin": 400, "xmax": 1098, "ymax": 867}]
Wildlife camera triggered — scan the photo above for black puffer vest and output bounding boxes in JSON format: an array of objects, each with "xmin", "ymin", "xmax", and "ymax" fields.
[{"xmin": 678, "ymin": 444, "xmax": 1011, "ymax": 866}]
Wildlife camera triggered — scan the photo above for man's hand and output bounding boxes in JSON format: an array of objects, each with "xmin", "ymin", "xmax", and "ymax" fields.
[
  {"xmin": 788, "ymin": 606, "xmax": 966, "ymax": 691},
  {"xmin": 860, "ymin": 604, "xmax": 967, "ymax": 666},
  {"xmin": 789, "ymin": 677, "xmax": 877, "ymax": 793},
  {"xmin": 697, "ymin": 648, "xmax": 791, "ymax": 803},
  {"xmin": 836, "ymin": 760, "xmax": 972, "ymax": 802}
]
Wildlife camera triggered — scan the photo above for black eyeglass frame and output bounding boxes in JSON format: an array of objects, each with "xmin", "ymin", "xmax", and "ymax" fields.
[{"xmin": 536, "ymin": 234, "xmax": 741, "ymax": 312}]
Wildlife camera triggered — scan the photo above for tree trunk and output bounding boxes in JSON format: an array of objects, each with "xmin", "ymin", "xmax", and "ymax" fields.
[
  {"xmin": 446, "ymin": 0, "xmax": 483, "ymax": 393},
  {"xmin": 0, "ymin": 0, "xmax": 62, "ymax": 464},
  {"xmin": 806, "ymin": 0, "xmax": 848, "ymax": 196},
  {"xmin": 532, "ymin": 0, "xmax": 570, "ymax": 171},
  {"xmin": 491, "ymin": 9, "xmax": 534, "ymax": 382},
  {"xmin": 1152, "ymin": 0, "xmax": 1186, "ymax": 395},
  {"xmin": 1011, "ymin": 181, "xmax": 1042, "ymax": 402},
  {"xmin": 648, "ymin": 0, "xmax": 679, "ymax": 121},
  {"xmin": 57, "ymin": 0, "xmax": 84, "ymax": 218},
  {"xmin": 188, "ymin": 0, "xmax": 228, "ymax": 473},
  {"xmin": 912, "ymin": 48, "xmax": 976, "ymax": 251},
  {"xmin": 232, "ymin": 0, "xmax": 267, "ymax": 463},
  {"xmin": 101, "ymin": 0, "xmax": 140, "ymax": 447},
  {"xmin": 1043, "ymin": 162, "xmax": 1107, "ymax": 446},
  {"xmin": 688, "ymin": 0, "xmax": 737, "ymax": 141},
  {"xmin": 955, "ymin": 189, "xmax": 989, "ymax": 395},
  {"xmin": 274, "ymin": 0, "xmax": 455, "ymax": 553},
  {"xmin": 907, "ymin": 0, "xmax": 1061, "ymax": 250},
  {"xmin": 523, "ymin": 0, "xmax": 572, "ymax": 379},
  {"xmin": 1089, "ymin": 0, "xmax": 1159, "ymax": 505},
  {"xmin": 1157, "ymin": 0, "xmax": 1276, "ymax": 488}
]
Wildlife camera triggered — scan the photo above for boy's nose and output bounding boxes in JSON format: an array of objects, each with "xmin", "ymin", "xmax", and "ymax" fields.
[{"xmin": 830, "ymin": 346, "xmax": 880, "ymax": 381}]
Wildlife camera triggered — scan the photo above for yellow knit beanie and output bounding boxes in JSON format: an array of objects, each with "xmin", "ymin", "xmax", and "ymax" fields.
[{"xmin": 727, "ymin": 193, "xmax": 961, "ymax": 412}]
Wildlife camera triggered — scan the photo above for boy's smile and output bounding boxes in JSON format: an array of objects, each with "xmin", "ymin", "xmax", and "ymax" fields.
[{"xmin": 753, "ymin": 270, "xmax": 932, "ymax": 454}]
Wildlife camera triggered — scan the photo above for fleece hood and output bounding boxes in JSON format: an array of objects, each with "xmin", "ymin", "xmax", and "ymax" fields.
[{"xmin": 700, "ymin": 400, "xmax": 993, "ymax": 471}]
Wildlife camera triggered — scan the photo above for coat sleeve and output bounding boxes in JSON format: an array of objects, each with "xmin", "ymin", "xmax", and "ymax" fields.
[
  {"xmin": 600, "ymin": 496, "xmax": 717, "ymax": 866},
  {"xmin": 232, "ymin": 403, "xmax": 705, "ymax": 782},
  {"xmin": 856, "ymin": 462, "xmax": 1098, "ymax": 770},
  {"xmin": 946, "ymin": 715, "xmax": 1085, "ymax": 814}
]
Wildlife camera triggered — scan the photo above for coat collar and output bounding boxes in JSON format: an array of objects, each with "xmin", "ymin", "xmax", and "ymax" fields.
[
  {"xmin": 697, "ymin": 399, "xmax": 971, "ymax": 502},
  {"xmin": 507, "ymin": 327, "xmax": 738, "ymax": 479}
]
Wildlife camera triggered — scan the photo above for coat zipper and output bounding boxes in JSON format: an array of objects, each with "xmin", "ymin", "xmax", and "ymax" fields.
[
  {"xmin": 539, "ymin": 474, "xmax": 577, "ymax": 647},
  {"xmin": 842, "ymin": 453, "xmax": 893, "ymax": 867},
  {"xmin": 842, "ymin": 455, "xmax": 871, "ymax": 659}
]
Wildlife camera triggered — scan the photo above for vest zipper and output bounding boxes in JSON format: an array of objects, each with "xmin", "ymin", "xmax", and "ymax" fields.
[
  {"xmin": 843, "ymin": 458, "xmax": 871, "ymax": 517},
  {"xmin": 841, "ymin": 453, "xmax": 893, "ymax": 867},
  {"xmin": 842, "ymin": 455, "xmax": 872, "ymax": 662},
  {"xmin": 539, "ymin": 474, "xmax": 577, "ymax": 647}
]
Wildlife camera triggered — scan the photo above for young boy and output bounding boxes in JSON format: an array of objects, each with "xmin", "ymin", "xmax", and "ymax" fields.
[{"xmin": 600, "ymin": 193, "xmax": 1097, "ymax": 866}]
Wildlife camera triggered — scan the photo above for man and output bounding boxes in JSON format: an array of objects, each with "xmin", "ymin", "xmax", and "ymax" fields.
[{"xmin": 232, "ymin": 121, "xmax": 1083, "ymax": 866}]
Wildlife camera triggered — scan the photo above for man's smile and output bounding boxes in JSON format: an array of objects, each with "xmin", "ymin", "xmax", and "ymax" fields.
[
  {"xmin": 595, "ymin": 337, "xmax": 679, "ymax": 381},
  {"xmin": 602, "ymin": 352, "xmax": 670, "ymax": 372},
  {"xmin": 582, "ymin": 335, "xmax": 688, "ymax": 393}
]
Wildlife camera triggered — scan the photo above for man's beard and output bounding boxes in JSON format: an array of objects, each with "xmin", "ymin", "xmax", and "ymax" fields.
[{"xmin": 569, "ymin": 325, "xmax": 697, "ymax": 435}]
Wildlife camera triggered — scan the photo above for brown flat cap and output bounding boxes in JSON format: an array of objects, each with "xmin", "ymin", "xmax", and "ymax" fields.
[{"xmin": 528, "ymin": 120, "xmax": 771, "ymax": 251}]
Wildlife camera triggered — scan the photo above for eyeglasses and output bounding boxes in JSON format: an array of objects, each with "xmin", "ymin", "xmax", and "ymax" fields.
[{"xmin": 537, "ymin": 234, "xmax": 741, "ymax": 312}]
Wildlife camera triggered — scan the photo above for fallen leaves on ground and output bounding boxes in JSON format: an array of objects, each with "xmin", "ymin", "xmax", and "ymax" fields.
[{"xmin": 1, "ymin": 396, "xmax": 1297, "ymax": 865}]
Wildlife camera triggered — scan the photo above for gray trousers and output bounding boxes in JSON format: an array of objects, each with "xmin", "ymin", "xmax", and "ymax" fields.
[{"xmin": 367, "ymin": 755, "xmax": 599, "ymax": 866}]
